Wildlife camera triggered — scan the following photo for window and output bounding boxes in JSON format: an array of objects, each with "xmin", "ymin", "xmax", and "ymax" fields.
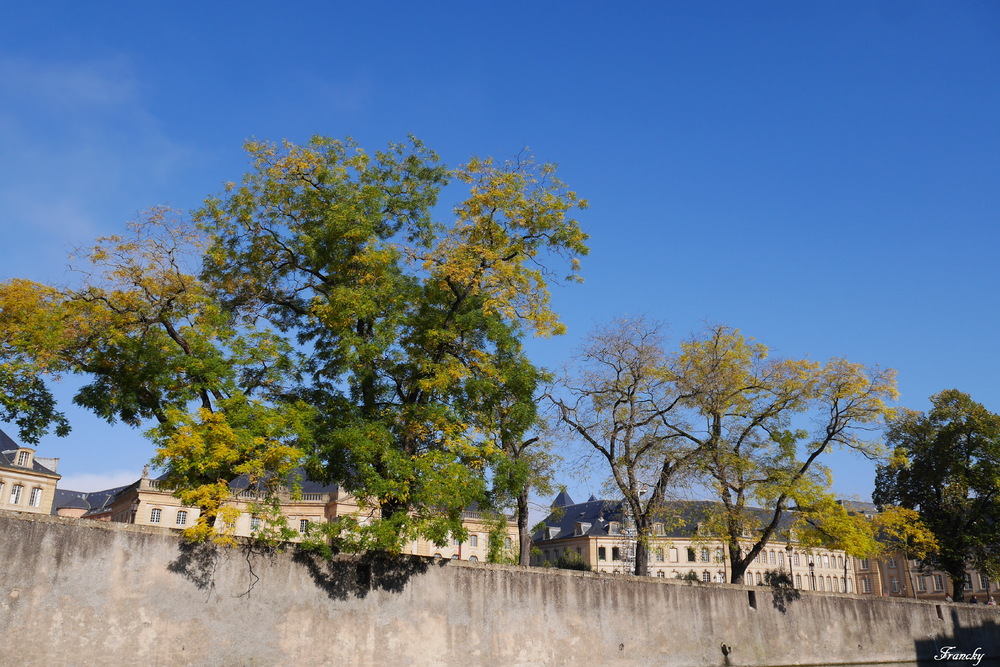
[
  {"xmin": 656, "ymin": 571, "xmax": 665, "ymax": 578},
  {"xmin": 504, "ymin": 537, "xmax": 512, "ymax": 550},
  {"xmin": 817, "ymin": 577, "xmax": 825, "ymax": 592},
  {"xmin": 299, "ymin": 519, "xmax": 310, "ymax": 534},
  {"xmin": 468, "ymin": 556, "xmax": 478, "ymax": 562},
  {"xmin": 469, "ymin": 534, "xmax": 478, "ymax": 548},
  {"xmin": 917, "ymin": 576, "xmax": 927, "ymax": 592},
  {"xmin": 655, "ymin": 548, "xmax": 664, "ymax": 562},
  {"xmin": 700, "ymin": 548, "xmax": 709, "ymax": 562},
  {"xmin": 891, "ymin": 577, "xmax": 899, "ymax": 593},
  {"xmin": 887, "ymin": 558, "xmax": 896, "ymax": 569},
  {"xmin": 715, "ymin": 548, "xmax": 724, "ymax": 563},
  {"xmin": 837, "ymin": 555, "xmax": 844, "ymax": 569},
  {"xmin": 451, "ymin": 555, "xmax": 459, "ymax": 560},
  {"xmin": 934, "ymin": 574, "xmax": 944, "ymax": 591},
  {"xmin": 769, "ymin": 551, "xmax": 775, "ymax": 564},
  {"xmin": 832, "ymin": 578, "xmax": 839, "ymax": 593},
  {"xmin": 823, "ymin": 555, "xmax": 830, "ymax": 568},
  {"xmin": 16, "ymin": 451, "xmax": 29, "ymax": 466},
  {"xmin": 653, "ymin": 523, "xmax": 665, "ymax": 536},
  {"xmin": 176, "ymin": 510, "xmax": 188, "ymax": 526},
  {"xmin": 964, "ymin": 573, "xmax": 972, "ymax": 591},
  {"xmin": 28, "ymin": 488, "xmax": 41, "ymax": 507},
  {"xmin": 0, "ymin": 483, "xmax": 4, "ymax": 501},
  {"xmin": 793, "ymin": 553, "xmax": 800, "ymax": 566},
  {"xmin": 10, "ymin": 484, "xmax": 23, "ymax": 505},
  {"xmin": 755, "ymin": 572, "xmax": 762, "ymax": 585},
  {"xmin": 860, "ymin": 558, "xmax": 870, "ymax": 570},
  {"xmin": 702, "ymin": 571, "xmax": 711, "ymax": 582},
  {"xmin": 795, "ymin": 574, "xmax": 802, "ymax": 589},
  {"xmin": 980, "ymin": 574, "xmax": 990, "ymax": 590},
  {"xmin": 598, "ymin": 547, "xmax": 607, "ymax": 561},
  {"xmin": 862, "ymin": 577, "xmax": 872, "ymax": 593},
  {"xmin": 670, "ymin": 548, "xmax": 678, "ymax": 563},
  {"xmin": 612, "ymin": 547, "xmax": 621, "ymax": 561},
  {"xmin": 687, "ymin": 548, "xmax": 696, "ymax": 562},
  {"xmin": 150, "ymin": 508, "xmax": 162, "ymax": 523},
  {"xmin": 451, "ymin": 534, "xmax": 460, "ymax": 546},
  {"xmin": 249, "ymin": 516, "xmax": 260, "ymax": 531},
  {"xmin": 777, "ymin": 551, "xmax": 784, "ymax": 567},
  {"xmin": 609, "ymin": 522, "xmax": 621, "ymax": 535},
  {"xmin": 846, "ymin": 578, "xmax": 852, "ymax": 593},
  {"xmin": 716, "ymin": 572, "xmax": 725, "ymax": 583}
]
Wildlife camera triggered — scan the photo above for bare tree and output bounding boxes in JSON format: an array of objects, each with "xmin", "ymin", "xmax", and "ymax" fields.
[{"xmin": 546, "ymin": 317, "xmax": 702, "ymax": 576}]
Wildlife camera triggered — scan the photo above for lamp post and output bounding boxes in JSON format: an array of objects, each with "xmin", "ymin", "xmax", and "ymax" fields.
[
  {"xmin": 786, "ymin": 541, "xmax": 794, "ymax": 585},
  {"xmin": 809, "ymin": 560, "xmax": 816, "ymax": 591}
]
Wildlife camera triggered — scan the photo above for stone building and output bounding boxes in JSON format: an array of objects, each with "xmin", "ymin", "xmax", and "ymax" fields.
[
  {"xmin": 54, "ymin": 467, "xmax": 518, "ymax": 562},
  {"xmin": 0, "ymin": 427, "xmax": 60, "ymax": 515},
  {"xmin": 532, "ymin": 492, "xmax": 857, "ymax": 592}
]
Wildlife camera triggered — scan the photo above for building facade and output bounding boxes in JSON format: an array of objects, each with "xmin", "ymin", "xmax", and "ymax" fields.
[
  {"xmin": 532, "ymin": 492, "xmax": 857, "ymax": 592},
  {"xmin": 54, "ymin": 468, "xmax": 518, "ymax": 562},
  {"xmin": 0, "ymin": 428, "xmax": 60, "ymax": 515}
]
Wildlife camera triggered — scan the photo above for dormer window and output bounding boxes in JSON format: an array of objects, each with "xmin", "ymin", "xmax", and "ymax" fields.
[
  {"xmin": 653, "ymin": 523, "xmax": 665, "ymax": 536},
  {"xmin": 609, "ymin": 522, "xmax": 621, "ymax": 535},
  {"xmin": 545, "ymin": 526, "xmax": 560, "ymax": 540},
  {"xmin": 15, "ymin": 449, "xmax": 31, "ymax": 467},
  {"xmin": 574, "ymin": 522, "xmax": 591, "ymax": 536}
]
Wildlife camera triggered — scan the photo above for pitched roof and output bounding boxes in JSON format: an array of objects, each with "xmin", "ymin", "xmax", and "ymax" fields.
[
  {"xmin": 533, "ymin": 497, "xmax": 796, "ymax": 543},
  {"xmin": 51, "ymin": 485, "xmax": 132, "ymax": 517},
  {"xmin": 0, "ymin": 426, "xmax": 60, "ymax": 477}
]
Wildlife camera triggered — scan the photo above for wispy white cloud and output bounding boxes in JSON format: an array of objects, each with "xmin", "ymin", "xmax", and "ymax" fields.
[
  {"xmin": 57, "ymin": 470, "xmax": 140, "ymax": 493},
  {"xmin": 0, "ymin": 53, "xmax": 194, "ymax": 281}
]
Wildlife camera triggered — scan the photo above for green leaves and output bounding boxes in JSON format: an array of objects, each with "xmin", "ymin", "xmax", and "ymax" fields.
[{"xmin": 875, "ymin": 389, "xmax": 1000, "ymax": 596}]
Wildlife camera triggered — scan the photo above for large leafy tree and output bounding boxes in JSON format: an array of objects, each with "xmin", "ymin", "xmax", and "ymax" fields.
[
  {"xmin": 0, "ymin": 137, "xmax": 588, "ymax": 550},
  {"xmin": 196, "ymin": 136, "xmax": 588, "ymax": 550},
  {"xmin": 0, "ymin": 209, "xmax": 308, "ymax": 540},
  {"xmin": 874, "ymin": 389, "xmax": 1000, "ymax": 600}
]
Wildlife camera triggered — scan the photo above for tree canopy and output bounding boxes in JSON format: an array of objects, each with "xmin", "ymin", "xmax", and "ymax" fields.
[
  {"xmin": 874, "ymin": 389, "xmax": 1000, "ymax": 599},
  {"xmin": 551, "ymin": 322, "xmax": 898, "ymax": 582},
  {"xmin": 0, "ymin": 136, "xmax": 588, "ymax": 549}
]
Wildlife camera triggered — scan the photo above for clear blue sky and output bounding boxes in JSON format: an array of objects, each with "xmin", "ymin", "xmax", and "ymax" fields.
[{"xmin": 1, "ymin": 3, "xmax": 998, "ymax": 504}]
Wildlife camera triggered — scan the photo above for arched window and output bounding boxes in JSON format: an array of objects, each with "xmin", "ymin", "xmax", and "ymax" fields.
[
  {"xmin": 702, "ymin": 571, "xmax": 711, "ymax": 582},
  {"xmin": 150, "ymin": 508, "xmax": 162, "ymax": 523},
  {"xmin": 701, "ymin": 548, "xmax": 710, "ymax": 562},
  {"xmin": 755, "ymin": 572, "xmax": 762, "ymax": 585},
  {"xmin": 468, "ymin": 555, "xmax": 478, "ymax": 562},
  {"xmin": 769, "ymin": 551, "xmax": 775, "ymax": 564},
  {"xmin": 176, "ymin": 510, "xmax": 188, "ymax": 526},
  {"xmin": 795, "ymin": 574, "xmax": 802, "ymax": 589},
  {"xmin": 817, "ymin": 577, "xmax": 824, "ymax": 591},
  {"xmin": 832, "ymin": 577, "xmax": 839, "ymax": 592}
]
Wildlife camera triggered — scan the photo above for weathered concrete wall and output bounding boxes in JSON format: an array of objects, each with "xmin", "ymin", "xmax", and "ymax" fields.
[{"xmin": 0, "ymin": 510, "xmax": 997, "ymax": 666}]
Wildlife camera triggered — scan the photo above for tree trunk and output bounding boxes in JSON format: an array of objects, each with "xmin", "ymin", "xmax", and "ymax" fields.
[
  {"xmin": 729, "ymin": 545, "xmax": 747, "ymax": 584},
  {"xmin": 634, "ymin": 538, "xmax": 649, "ymax": 577},
  {"xmin": 953, "ymin": 577, "xmax": 965, "ymax": 602},
  {"xmin": 516, "ymin": 489, "xmax": 531, "ymax": 566}
]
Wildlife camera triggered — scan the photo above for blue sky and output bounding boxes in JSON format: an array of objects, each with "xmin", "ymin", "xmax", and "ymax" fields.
[{"xmin": 1, "ymin": 3, "xmax": 998, "ymax": 504}]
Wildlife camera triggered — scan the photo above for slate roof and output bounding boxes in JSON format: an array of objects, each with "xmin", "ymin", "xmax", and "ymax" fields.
[
  {"xmin": 533, "ymin": 495, "xmax": 796, "ymax": 544},
  {"xmin": 51, "ymin": 485, "xmax": 132, "ymax": 517},
  {"xmin": 0, "ymin": 427, "xmax": 60, "ymax": 477}
]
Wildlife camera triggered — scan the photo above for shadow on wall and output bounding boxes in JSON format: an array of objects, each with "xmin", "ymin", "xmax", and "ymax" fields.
[
  {"xmin": 913, "ymin": 605, "xmax": 1000, "ymax": 663},
  {"xmin": 167, "ymin": 539, "xmax": 435, "ymax": 602},
  {"xmin": 291, "ymin": 550, "xmax": 434, "ymax": 600}
]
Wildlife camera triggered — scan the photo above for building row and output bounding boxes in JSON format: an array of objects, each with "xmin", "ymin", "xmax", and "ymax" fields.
[
  {"xmin": 530, "ymin": 491, "xmax": 995, "ymax": 603},
  {"xmin": 1, "ymin": 426, "xmax": 992, "ymax": 601}
]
